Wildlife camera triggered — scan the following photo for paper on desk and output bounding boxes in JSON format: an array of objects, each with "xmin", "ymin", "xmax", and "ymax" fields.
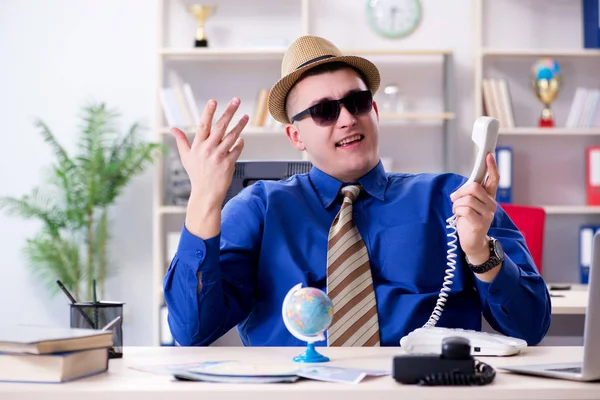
[
  {"xmin": 188, "ymin": 360, "xmax": 300, "ymax": 377},
  {"xmin": 130, "ymin": 361, "xmax": 232, "ymax": 376},
  {"xmin": 297, "ymin": 366, "xmax": 390, "ymax": 384},
  {"xmin": 132, "ymin": 360, "xmax": 389, "ymax": 384},
  {"xmin": 173, "ymin": 371, "xmax": 301, "ymax": 384}
]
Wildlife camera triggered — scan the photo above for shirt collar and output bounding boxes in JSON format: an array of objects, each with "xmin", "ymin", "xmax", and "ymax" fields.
[{"xmin": 309, "ymin": 160, "xmax": 389, "ymax": 208}]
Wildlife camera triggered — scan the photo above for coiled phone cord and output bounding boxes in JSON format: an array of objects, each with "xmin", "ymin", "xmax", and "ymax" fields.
[{"xmin": 423, "ymin": 213, "xmax": 459, "ymax": 328}]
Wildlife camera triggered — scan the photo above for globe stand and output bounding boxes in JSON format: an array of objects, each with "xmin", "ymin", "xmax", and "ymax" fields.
[{"xmin": 293, "ymin": 342, "xmax": 330, "ymax": 363}]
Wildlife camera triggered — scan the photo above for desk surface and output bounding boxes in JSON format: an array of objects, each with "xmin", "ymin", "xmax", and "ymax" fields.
[
  {"xmin": 1, "ymin": 346, "xmax": 598, "ymax": 400},
  {"xmin": 549, "ymin": 284, "xmax": 588, "ymax": 315}
]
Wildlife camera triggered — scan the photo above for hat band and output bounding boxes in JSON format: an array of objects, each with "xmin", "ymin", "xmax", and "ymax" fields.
[{"xmin": 296, "ymin": 54, "xmax": 335, "ymax": 70}]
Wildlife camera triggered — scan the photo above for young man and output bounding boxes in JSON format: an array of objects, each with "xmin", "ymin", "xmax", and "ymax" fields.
[{"xmin": 164, "ymin": 35, "xmax": 551, "ymax": 347}]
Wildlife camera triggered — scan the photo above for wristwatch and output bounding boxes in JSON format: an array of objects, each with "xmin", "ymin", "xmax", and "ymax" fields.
[{"xmin": 466, "ymin": 237, "xmax": 505, "ymax": 274}]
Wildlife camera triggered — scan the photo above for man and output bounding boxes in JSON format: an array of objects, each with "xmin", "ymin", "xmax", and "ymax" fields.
[{"xmin": 163, "ymin": 35, "xmax": 551, "ymax": 347}]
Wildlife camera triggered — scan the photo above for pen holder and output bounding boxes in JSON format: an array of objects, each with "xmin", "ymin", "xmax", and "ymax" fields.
[{"xmin": 70, "ymin": 301, "xmax": 124, "ymax": 359}]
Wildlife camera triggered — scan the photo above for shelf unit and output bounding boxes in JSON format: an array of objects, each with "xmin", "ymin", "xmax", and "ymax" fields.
[
  {"xmin": 152, "ymin": 0, "xmax": 457, "ymax": 346},
  {"xmin": 473, "ymin": 0, "xmax": 600, "ymax": 284}
]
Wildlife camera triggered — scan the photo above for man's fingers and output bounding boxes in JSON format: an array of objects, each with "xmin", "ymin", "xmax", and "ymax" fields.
[
  {"xmin": 453, "ymin": 206, "xmax": 488, "ymax": 231},
  {"xmin": 193, "ymin": 99, "xmax": 217, "ymax": 146},
  {"xmin": 484, "ymin": 152, "xmax": 500, "ymax": 198},
  {"xmin": 451, "ymin": 182, "xmax": 488, "ymax": 204},
  {"xmin": 207, "ymin": 97, "xmax": 241, "ymax": 146},
  {"xmin": 226, "ymin": 137, "xmax": 245, "ymax": 161},
  {"xmin": 218, "ymin": 114, "xmax": 249, "ymax": 153},
  {"xmin": 452, "ymin": 195, "xmax": 485, "ymax": 217},
  {"xmin": 171, "ymin": 127, "xmax": 191, "ymax": 157}
]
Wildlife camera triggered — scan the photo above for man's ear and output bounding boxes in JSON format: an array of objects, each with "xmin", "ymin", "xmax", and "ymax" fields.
[
  {"xmin": 285, "ymin": 123, "xmax": 306, "ymax": 151},
  {"xmin": 373, "ymin": 99, "xmax": 380, "ymax": 121}
]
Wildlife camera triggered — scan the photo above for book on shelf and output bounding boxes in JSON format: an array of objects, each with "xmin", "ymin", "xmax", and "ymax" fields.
[
  {"xmin": 160, "ymin": 71, "xmax": 201, "ymax": 129},
  {"xmin": 586, "ymin": 146, "xmax": 600, "ymax": 206},
  {"xmin": 250, "ymin": 88, "xmax": 284, "ymax": 131},
  {"xmin": 481, "ymin": 78, "xmax": 515, "ymax": 129},
  {"xmin": 160, "ymin": 82, "xmax": 284, "ymax": 132},
  {"xmin": 579, "ymin": 225, "xmax": 600, "ymax": 285},
  {"xmin": 582, "ymin": 0, "xmax": 600, "ymax": 49},
  {"xmin": 566, "ymin": 88, "xmax": 600, "ymax": 128}
]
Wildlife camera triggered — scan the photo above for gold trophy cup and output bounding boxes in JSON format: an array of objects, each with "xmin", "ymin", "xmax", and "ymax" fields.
[
  {"xmin": 188, "ymin": 5, "xmax": 215, "ymax": 47},
  {"xmin": 531, "ymin": 58, "xmax": 561, "ymax": 128}
]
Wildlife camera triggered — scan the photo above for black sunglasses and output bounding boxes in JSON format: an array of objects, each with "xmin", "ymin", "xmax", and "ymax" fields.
[{"xmin": 290, "ymin": 90, "xmax": 373, "ymax": 126}]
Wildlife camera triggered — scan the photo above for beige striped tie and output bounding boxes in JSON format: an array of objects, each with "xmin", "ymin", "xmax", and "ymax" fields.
[{"xmin": 326, "ymin": 185, "xmax": 380, "ymax": 347}]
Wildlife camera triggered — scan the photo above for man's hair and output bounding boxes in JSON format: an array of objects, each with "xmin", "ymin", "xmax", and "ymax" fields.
[{"xmin": 285, "ymin": 61, "xmax": 369, "ymax": 121}]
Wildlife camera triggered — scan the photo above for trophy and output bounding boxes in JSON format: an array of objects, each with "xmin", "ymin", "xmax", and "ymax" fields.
[
  {"xmin": 188, "ymin": 5, "xmax": 214, "ymax": 47},
  {"xmin": 531, "ymin": 58, "xmax": 561, "ymax": 128}
]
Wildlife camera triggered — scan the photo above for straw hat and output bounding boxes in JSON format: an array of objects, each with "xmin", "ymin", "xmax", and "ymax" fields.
[{"xmin": 267, "ymin": 35, "xmax": 381, "ymax": 124}]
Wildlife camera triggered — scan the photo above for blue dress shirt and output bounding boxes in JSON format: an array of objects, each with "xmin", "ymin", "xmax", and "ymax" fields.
[{"xmin": 163, "ymin": 161, "xmax": 551, "ymax": 347}]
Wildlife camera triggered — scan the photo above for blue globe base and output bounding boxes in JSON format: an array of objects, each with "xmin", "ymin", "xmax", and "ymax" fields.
[{"xmin": 293, "ymin": 343, "xmax": 330, "ymax": 363}]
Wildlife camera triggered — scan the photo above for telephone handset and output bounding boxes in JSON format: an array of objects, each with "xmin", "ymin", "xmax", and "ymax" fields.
[
  {"xmin": 424, "ymin": 116, "xmax": 499, "ymax": 328},
  {"xmin": 399, "ymin": 117, "xmax": 528, "ymax": 357},
  {"xmin": 463, "ymin": 116, "xmax": 500, "ymax": 188}
]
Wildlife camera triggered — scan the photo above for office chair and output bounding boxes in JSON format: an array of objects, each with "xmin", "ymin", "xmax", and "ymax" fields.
[{"xmin": 499, "ymin": 203, "xmax": 546, "ymax": 275}]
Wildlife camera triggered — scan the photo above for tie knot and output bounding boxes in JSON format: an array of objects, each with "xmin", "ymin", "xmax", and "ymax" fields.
[{"xmin": 340, "ymin": 185, "xmax": 361, "ymax": 202}]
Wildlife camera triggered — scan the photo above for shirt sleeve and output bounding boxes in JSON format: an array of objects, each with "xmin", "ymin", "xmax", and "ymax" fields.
[
  {"xmin": 472, "ymin": 206, "xmax": 552, "ymax": 346},
  {"xmin": 162, "ymin": 193, "xmax": 263, "ymax": 346}
]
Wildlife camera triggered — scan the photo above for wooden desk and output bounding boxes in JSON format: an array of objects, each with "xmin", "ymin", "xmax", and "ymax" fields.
[
  {"xmin": 550, "ymin": 284, "xmax": 588, "ymax": 315},
  {"xmin": 1, "ymin": 346, "xmax": 598, "ymax": 400}
]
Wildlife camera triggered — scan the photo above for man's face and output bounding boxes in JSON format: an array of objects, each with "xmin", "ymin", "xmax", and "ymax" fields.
[{"xmin": 285, "ymin": 67, "xmax": 380, "ymax": 183}]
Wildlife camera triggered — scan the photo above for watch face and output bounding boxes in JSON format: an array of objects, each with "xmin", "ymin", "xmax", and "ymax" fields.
[
  {"xmin": 366, "ymin": 0, "xmax": 422, "ymax": 39},
  {"xmin": 493, "ymin": 239, "xmax": 504, "ymax": 259}
]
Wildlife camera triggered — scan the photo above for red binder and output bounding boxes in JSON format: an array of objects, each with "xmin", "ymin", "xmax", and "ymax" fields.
[
  {"xmin": 500, "ymin": 204, "xmax": 545, "ymax": 275},
  {"xmin": 586, "ymin": 146, "xmax": 600, "ymax": 206}
]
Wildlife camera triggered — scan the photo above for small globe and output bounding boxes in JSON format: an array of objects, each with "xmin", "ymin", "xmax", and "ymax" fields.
[
  {"xmin": 282, "ymin": 285, "xmax": 333, "ymax": 340},
  {"xmin": 531, "ymin": 58, "xmax": 560, "ymax": 81}
]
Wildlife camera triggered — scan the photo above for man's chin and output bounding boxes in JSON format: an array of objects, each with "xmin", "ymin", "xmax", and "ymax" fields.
[{"xmin": 337, "ymin": 161, "xmax": 377, "ymax": 180}]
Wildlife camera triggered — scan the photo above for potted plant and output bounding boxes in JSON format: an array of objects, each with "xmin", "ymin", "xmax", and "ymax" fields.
[{"xmin": 0, "ymin": 101, "xmax": 162, "ymax": 302}]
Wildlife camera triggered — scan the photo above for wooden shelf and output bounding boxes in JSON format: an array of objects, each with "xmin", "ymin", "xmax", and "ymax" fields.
[
  {"xmin": 542, "ymin": 206, "xmax": 600, "ymax": 214},
  {"xmin": 159, "ymin": 114, "xmax": 454, "ymax": 136},
  {"xmin": 499, "ymin": 127, "xmax": 600, "ymax": 135},
  {"xmin": 349, "ymin": 48, "xmax": 452, "ymax": 56},
  {"xmin": 379, "ymin": 112, "xmax": 455, "ymax": 121},
  {"xmin": 160, "ymin": 47, "xmax": 287, "ymax": 59},
  {"xmin": 160, "ymin": 126, "xmax": 284, "ymax": 136},
  {"xmin": 481, "ymin": 48, "xmax": 600, "ymax": 57},
  {"xmin": 161, "ymin": 47, "xmax": 452, "ymax": 59}
]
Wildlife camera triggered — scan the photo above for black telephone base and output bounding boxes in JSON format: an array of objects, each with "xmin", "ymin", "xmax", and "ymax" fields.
[{"xmin": 393, "ymin": 354, "xmax": 475, "ymax": 385}]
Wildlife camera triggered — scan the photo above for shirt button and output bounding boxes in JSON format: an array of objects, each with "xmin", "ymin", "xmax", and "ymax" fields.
[
  {"xmin": 353, "ymin": 213, "xmax": 359, "ymax": 219},
  {"xmin": 196, "ymin": 250, "xmax": 204, "ymax": 258}
]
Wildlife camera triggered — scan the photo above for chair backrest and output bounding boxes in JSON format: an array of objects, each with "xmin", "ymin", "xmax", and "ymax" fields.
[{"xmin": 499, "ymin": 203, "xmax": 546, "ymax": 275}]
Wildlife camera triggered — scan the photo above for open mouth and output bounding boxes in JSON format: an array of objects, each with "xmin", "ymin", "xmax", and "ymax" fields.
[{"xmin": 335, "ymin": 134, "xmax": 364, "ymax": 147}]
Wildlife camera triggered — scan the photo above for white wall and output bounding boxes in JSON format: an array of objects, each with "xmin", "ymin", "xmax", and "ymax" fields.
[
  {"xmin": 0, "ymin": 0, "xmax": 592, "ymax": 346},
  {"xmin": 0, "ymin": 0, "xmax": 157, "ymax": 345}
]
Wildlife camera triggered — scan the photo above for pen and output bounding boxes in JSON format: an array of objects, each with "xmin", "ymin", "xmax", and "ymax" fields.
[
  {"xmin": 101, "ymin": 316, "xmax": 122, "ymax": 331},
  {"xmin": 56, "ymin": 279, "xmax": 77, "ymax": 303},
  {"xmin": 92, "ymin": 279, "xmax": 98, "ymax": 330},
  {"xmin": 56, "ymin": 279, "xmax": 97, "ymax": 328}
]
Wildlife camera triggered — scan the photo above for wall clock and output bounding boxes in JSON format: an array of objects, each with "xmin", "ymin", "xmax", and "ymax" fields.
[{"xmin": 366, "ymin": 0, "xmax": 422, "ymax": 39}]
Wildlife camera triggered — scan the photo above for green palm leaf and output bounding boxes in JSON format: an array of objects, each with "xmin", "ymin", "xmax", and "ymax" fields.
[{"xmin": 1, "ymin": 101, "xmax": 159, "ymax": 301}]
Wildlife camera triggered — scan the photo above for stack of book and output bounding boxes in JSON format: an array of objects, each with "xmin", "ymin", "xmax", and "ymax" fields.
[{"xmin": 0, "ymin": 325, "xmax": 113, "ymax": 383}]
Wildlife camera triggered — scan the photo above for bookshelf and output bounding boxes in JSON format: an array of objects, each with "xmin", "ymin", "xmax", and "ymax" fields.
[
  {"xmin": 152, "ymin": 0, "xmax": 457, "ymax": 346},
  {"xmin": 473, "ymin": 0, "xmax": 600, "ymax": 284}
]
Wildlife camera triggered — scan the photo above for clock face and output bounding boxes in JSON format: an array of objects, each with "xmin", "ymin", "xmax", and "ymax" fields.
[{"xmin": 366, "ymin": 0, "xmax": 422, "ymax": 39}]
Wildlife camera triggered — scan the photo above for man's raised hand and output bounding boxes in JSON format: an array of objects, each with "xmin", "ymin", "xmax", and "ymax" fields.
[{"xmin": 171, "ymin": 97, "xmax": 249, "ymax": 238}]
